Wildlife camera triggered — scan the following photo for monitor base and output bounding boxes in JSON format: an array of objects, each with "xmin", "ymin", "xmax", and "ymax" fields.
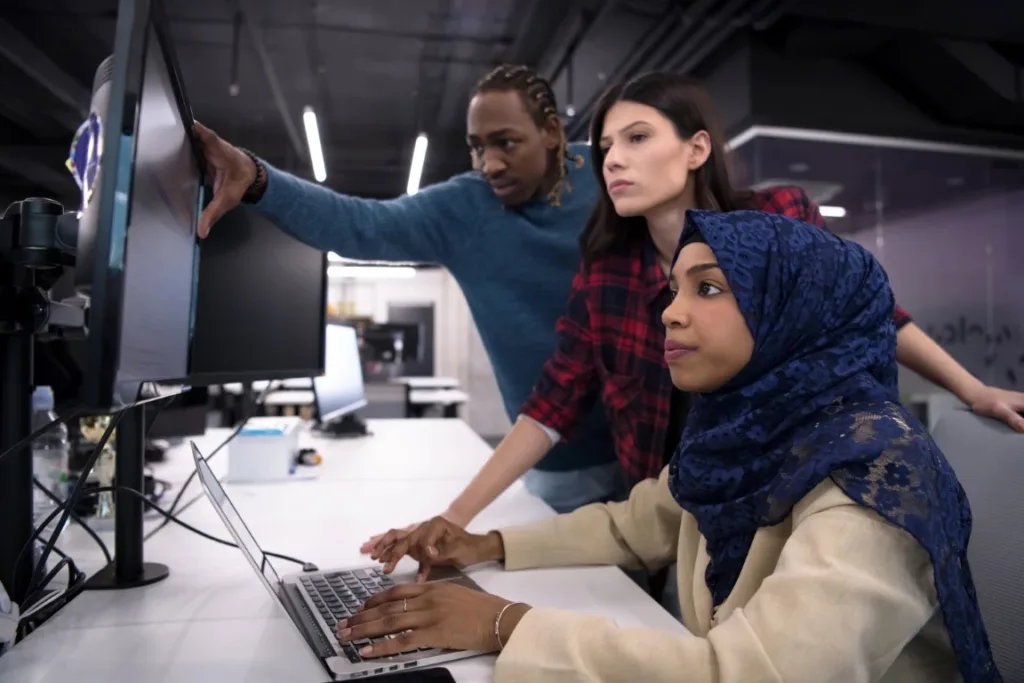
[
  {"xmin": 316, "ymin": 413, "xmax": 370, "ymax": 438},
  {"xmin": 85, "ymin": 561, "xmax": 170, "ymax": 590}
]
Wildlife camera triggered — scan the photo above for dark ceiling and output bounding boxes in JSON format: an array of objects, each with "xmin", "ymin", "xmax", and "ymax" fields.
[{"xmin": 1, "ymin": 0, "xmax": 1023, "ymax": 209}]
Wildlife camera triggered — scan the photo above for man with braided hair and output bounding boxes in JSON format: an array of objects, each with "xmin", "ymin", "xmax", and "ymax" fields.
[{"xmin": 194, "ymin": 64, "xmax": 623, "ymax": 520}]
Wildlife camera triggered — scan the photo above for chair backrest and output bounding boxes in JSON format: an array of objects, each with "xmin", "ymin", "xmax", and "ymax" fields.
[{"xmin": 931, "ymin": 409, "xmax": 1024, "ymax": 680}]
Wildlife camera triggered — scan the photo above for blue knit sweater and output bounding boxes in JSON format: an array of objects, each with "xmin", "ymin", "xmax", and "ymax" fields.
[{"xmin": 252, "ymin": 143, "xmax": 614, "ymax": 472}]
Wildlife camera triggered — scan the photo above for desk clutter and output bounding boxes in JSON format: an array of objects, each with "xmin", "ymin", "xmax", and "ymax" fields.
[
  {"xmin": 228, "ymin": 417, "xmax": 304, "ymax": 483},
  {"xmin": 0, "ymin": 419, "xmax": 686, "ymax": 683}
]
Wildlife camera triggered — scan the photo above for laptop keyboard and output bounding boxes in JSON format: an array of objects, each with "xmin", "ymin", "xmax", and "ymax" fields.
[{"xmin": 300, "ymin": 567, "xmax": 428, "ymax": 663}]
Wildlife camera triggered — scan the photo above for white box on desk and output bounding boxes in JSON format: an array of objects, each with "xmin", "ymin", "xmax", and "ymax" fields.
[{"xmin": 227, "ymin": 416, "xmax": 302, "ymax": 483}]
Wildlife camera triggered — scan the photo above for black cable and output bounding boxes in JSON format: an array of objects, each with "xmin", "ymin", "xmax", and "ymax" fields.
[
  {"xmin": 0, "ymin": 404, "xmax": 84, "ymax": 464},
  {"xmin": 17, "ymin": 555, "xmax": 87, "ymax": 641},
  {"xmin": 26, "ymin": 395, "xmax": 171, "ymax": 596},
  {"xmin": 106, "ymin": 486, "xmax": 310, "ymax": 567},
  {"xmin": 18, "ymin": 395, "xmax": 175, "ymax": 593},
  {"xmin": 22, "ymin": 410, "xmax": 123, "ymax": 597},
  {"xmin": 20, "ymin": 544, "xmax": 85, "ymax": 614},
  {"xmin": 145, "ymin": 382, "xmax": 276, "ymax": 541},
  {"xmin": 32, "ymin": 477, "xmax": 112, "ymax": 564}
]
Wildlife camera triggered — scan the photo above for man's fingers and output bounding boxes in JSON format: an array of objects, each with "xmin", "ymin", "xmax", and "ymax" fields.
[
  {"xmin": 198, "ymin": 189, "xmax": 237, "ymax": 238},
  {"xmin": 193, "ymin": 121, "xmax": 217, "ymax": 142},
  {"xmin": 197, "ymin": 199, "xmax": 227, "ymax": 239}
]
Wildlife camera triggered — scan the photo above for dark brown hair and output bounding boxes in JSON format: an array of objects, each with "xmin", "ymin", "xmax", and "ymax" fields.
[
  {"xmin": 472, "ymin": 64, "xmax": 582, "ymax": 206},
  {"xmin": 579, "ymin": 72, "xmax": 746, "ymax": 262}
]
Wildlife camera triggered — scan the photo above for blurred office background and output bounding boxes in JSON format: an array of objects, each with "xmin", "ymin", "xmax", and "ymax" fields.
[{"xmin": 1, "ymin": 0, "xmax": 1021, "ymax": 439}]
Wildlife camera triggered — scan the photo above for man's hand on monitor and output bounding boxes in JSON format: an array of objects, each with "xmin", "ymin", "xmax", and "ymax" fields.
[
  {"xmin": 193, "ymin": 122, "xmax": 258, "ymax": 239},
  {"xmin": 371, "ymin": 517, "xmax": 503, "ymax": 582}
]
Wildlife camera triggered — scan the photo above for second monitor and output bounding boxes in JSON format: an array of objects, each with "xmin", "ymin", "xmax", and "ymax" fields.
[{"xmin": 313, "ymin": 324, "xmax": 369, "ymax": 437}]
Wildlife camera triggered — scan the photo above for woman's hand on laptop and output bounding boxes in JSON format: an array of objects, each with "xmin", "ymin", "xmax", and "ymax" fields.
[
  {"xmin": 337, "ymin": 582, "xmax": 531, "ymax": 656},
  {"xmin": 359, "ymin": 508, "xmax": 470, "ymax": 556},
  {"xmin": 371, "ymin": 516, "xmax": 504, "ymax": 582}
]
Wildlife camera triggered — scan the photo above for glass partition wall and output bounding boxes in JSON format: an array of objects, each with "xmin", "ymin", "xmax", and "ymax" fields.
[{"xmin": 729, "ymin": 131, "xmax": 1024, "ymax": 427}]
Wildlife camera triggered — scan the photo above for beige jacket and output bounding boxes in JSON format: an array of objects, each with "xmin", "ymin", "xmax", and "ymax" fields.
[{"xmin": 494, "ymin": 468, "xmax": 959, "ymax": 683}]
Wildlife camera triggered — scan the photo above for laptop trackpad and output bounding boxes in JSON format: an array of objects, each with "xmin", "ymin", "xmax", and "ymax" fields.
[
  {"xmin": 422, "ymin": 565, "xmax": 462, "ymax": 582},
  {"xmin": 423, "ymin": 566, "xmax": 481, "ymax": 591}
]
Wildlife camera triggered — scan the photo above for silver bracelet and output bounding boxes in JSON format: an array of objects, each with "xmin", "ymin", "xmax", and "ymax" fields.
[{"xmin": 494, "ymin": 602, "xmax": 526, "ymax": 651}]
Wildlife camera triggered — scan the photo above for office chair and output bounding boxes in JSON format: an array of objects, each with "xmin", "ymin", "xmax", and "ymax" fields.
[{"xmin": 932, "ymin": 408, "xmax": 1024, "ymax": 680}]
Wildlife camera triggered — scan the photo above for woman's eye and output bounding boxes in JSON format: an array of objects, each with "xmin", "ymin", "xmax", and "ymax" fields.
[
  {"xmin": 697, "ymin": 282, "xmax": 723, "ymax": 297},
  {"xmin": 668, "ymin": 288, "xmax": 678, "ymax": 300},
  {"xmin": 629, "ymin": 133, "xmax": 648, "ymax": 144}
]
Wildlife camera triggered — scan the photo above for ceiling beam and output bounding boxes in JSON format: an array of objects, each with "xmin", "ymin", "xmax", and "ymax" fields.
[
  {"xmin": 224, "ymin": 0, "xmax": 306, "ymax": 161},
  {"xmin": 786, "ymin": 0, "xmax": 1024, "ymax": 44},
  {"xmin": 0, "ymin": 146, "xmax": 77, "ymax": 199},
  {"xmin": 0, "ymin": 94, "xmax": 80, "ymax": 137},
  {"xmin": 0, "ymin": 19, "xmax": 89, "ymax": 120},
  {"xmin": 545, "ymin": 0, "xmax": 623, "ymax": 84}
]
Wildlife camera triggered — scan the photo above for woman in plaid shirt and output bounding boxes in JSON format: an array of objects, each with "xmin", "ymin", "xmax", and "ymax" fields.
[{"xmin": 368, "ymin": 73, "xmax": 1024, "ymax": 556}]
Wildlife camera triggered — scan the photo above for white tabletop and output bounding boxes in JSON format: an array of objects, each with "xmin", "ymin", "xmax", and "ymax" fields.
[
  {"xmin": 263, "ymin": 389, "xmax": 316, "ymax": 406},
  {"xmin": 409, "ymin": 389, "xmax": 469, "ymax": 405},
  {"xmin": 392, "ymin": 376, "xmax": 460, "ymax": 389},
  {"xmin": 0, "ymin": 419, "xmax": 684, "ymax": 683}
]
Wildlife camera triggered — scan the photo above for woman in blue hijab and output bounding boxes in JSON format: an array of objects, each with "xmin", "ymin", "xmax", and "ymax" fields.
[{"xmin": 338, "ymin": 210, "xmax": 998, "ymax": 682}]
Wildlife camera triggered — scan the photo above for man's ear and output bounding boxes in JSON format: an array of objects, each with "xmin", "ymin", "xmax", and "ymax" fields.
[{"xmin": 542, "ymin": 114, "xmax": 563, "ymax": 151}]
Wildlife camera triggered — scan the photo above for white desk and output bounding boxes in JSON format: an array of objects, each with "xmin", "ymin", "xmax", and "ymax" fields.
[
  {"xmin": 263, "ymin": 389, "xmax": 316, "ymax": 407},
  {"xmin": 409, "ymin": 389, "xmax": 469, "ymax": 407},
  {"xmin": 392, "ymin": 377, "xmax": 460, "ymax": 390},
  {"xmin": 0, "ymin": 419, "xmax": 684, "ymax": 683}
]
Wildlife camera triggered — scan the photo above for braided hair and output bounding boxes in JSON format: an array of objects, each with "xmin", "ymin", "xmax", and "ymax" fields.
[{"xmin": 473, "ymin": 64, "xmax": 584, "ymax": 206}]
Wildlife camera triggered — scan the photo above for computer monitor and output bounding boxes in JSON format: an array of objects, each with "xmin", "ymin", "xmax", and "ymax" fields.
[
  {"xmin": 0, "ymin": 0, "xmax": 198, "ymax": 603},
  {"xmin": 183, "ymin": 203, "xmax": 327, "ymax": 385},
  {"xmin": 72, "ymin": 0, "xmax": 203, "ymax": 410},
  {"xmin": 313, "ymin": 324, "xmax": 368, "ymax": 435}
]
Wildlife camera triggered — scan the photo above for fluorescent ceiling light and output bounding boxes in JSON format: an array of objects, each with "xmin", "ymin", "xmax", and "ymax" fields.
[
  {"xmin": 328, "ymin": 265, "xmax": 416, "ymax": 280},
  {"xmin": 302, "ymin": 106, "xmax": 327, "ymax": 183},
  {"xmin": 407, "ymin": 133, "xmax": 428, "ymax": 195},
  {"xmin": 819, "ymin": 205, "xmax": 847, "ymax": 218}
]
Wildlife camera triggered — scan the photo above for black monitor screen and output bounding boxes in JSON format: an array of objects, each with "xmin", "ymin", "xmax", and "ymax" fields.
[
  {"xmin": 314, "ymin": 324, "xmax": 367, "ymax": 423},
  {"xmin": 186, "ymin": 204, "xmax": 326, "ymax": 384}
]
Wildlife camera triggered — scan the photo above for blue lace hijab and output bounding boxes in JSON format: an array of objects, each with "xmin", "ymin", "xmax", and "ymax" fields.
[{"xmin": 668, "ymin": 210, "xmax": 999, "ymax": 682}]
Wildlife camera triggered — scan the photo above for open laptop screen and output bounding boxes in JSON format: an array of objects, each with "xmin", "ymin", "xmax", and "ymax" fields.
[{"xmin": 191, "ymin": 443, "xmax": 283, "ymax": 593}]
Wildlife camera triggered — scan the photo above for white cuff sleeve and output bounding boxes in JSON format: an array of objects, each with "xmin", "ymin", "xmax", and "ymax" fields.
[{"xmin": 517, "ymin": 415, "xmax": 561, "ymax": 446}]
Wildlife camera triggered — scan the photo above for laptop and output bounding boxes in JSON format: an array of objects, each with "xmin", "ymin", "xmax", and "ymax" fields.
[{"xmin": 190, "ymin": 442, "xmax": 485, "ymax": 679}]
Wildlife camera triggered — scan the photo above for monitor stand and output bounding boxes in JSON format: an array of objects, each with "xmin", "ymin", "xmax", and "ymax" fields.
[
  {"xmin": 316, "ymin": 413, "xmax": 370, "ymax": 438},
  {"xmin": 85, "ymin": 403, "xmax": 170, "ymax": 590}
]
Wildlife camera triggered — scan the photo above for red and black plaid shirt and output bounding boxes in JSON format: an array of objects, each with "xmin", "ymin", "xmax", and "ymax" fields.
[{"xmin": 521, "ymin": 186, "xmax": 912, "ymax": 484}]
